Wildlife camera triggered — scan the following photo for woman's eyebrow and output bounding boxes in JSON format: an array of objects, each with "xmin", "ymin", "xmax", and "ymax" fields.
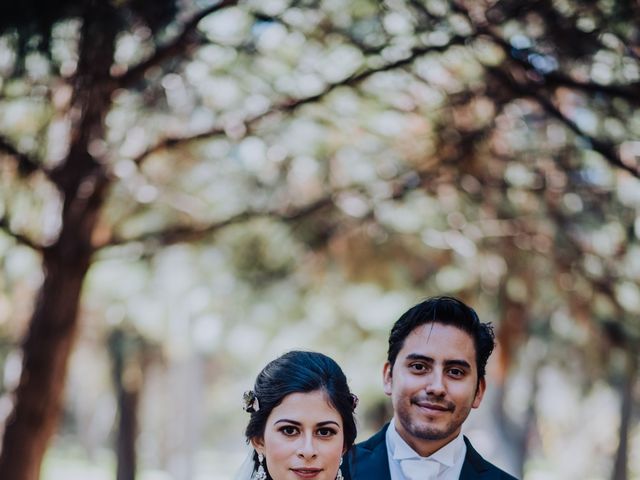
[
  {"xmin": 317, "ymin": 421, "xmax": 340, "ymax": 427},
  {"xmin": 274, "ymin": 419, "xmax": 301, "ymax": 425}
]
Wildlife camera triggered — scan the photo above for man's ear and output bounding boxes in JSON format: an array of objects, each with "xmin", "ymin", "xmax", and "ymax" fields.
[
  {"xmin": 383, "ymin": 362, "xmax": 393, "ymax": 397},
  {"xmin": 472, "ymin": 377, "xmax": 486, "ymax": 409},
  {"xmin": 251, "ymin": 437, "xmax": 265, "ymax": 454}
]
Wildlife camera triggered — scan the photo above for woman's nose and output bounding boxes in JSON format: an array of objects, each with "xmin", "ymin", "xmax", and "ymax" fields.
[{"xmin": 297, "ymin": 434, "xmax": 318, "ymax": 459}]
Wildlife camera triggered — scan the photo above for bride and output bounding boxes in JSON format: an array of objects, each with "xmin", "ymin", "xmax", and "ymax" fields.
[{"xmin": 238, "ymin": 351, "xmax": 358, "ymax": 480}]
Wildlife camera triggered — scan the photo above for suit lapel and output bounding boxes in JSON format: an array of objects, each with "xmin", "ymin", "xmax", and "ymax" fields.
[
  {"xmin": 459, "ymin": 436, "xmax": 495, "ymax": 480},
  {"xmin": 350, "ymin": 424, "xmax": 392, "ymax": 480}
]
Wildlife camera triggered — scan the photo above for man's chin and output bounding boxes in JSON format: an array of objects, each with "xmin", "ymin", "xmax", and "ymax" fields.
[{"xmin": 407, "ymin": 422, "xmax": 455, "ymax": 442}]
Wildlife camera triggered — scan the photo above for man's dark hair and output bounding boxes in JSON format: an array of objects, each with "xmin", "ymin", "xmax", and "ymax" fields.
[{"xmin": 387, "ymin": 296, "xmax": 495, "ymax": 380}]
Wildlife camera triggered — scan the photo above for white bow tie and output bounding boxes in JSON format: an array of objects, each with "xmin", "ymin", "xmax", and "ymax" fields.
[{"xmin": 399, "ymin": 457, "xmax": 441, "ymax": 480}]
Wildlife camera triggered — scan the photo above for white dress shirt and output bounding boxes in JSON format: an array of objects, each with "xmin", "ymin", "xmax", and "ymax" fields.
[{"xmin": 385, "ymin": 418, "xmax": 466, "ymax": 480}]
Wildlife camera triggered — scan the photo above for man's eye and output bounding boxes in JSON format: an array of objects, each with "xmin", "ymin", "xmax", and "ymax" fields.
[
  {"xmin": 316, "ymin": 427, "xmax": 337, "ymax": 437},
  {"xmin": 279, "ymin": 426, "xmax": 299, "ymax": 436},
  {"xmin": 448, "ymin": 368, "xmax": 464, "ymax": 377},
  {"xmin": 410, "ymin": 363, "xmax": 427, "ymax": 372}
]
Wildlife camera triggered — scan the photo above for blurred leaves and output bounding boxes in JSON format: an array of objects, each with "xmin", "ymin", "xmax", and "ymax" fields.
[{"xmin": 1, "ymin": 0, "xmax": 640, "ymax": 478}]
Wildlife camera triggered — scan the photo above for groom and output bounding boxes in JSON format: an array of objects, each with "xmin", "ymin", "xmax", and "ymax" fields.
[{"xmin": 344, "ymin": 296, "xmax": 517, "ymax": 480}]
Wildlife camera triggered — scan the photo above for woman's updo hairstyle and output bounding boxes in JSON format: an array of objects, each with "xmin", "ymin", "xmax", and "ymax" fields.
[{"xmin": 244, "ymin": 350, "xmax": 357, "ymax": 449}]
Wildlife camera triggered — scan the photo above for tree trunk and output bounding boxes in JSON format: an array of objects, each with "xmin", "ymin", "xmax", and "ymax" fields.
[
  {"xmin": 0, "ymin": 242, "xmax": 92, "ymax": 479},
  {"xmin": 109, "ymin": 328, "xmax": 142, "ymax": 480},
  {"xmin": 0, "ymin": 1, "xmax": 117, "ymax": 477},
  {"xmin": 611, "ymin": 347, "xmax": 638, "ymax": 480}
]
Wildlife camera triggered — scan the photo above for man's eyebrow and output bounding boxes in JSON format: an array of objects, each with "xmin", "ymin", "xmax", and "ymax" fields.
[
  {"xmin": 405, "ymin": 353, "xmax": 433, "ymax": 362},
  {"xmin": 404, "ymin": 354, "xmax": 472, "ymax": 370},
  {"xmin": 444, "ymin": 359, "xmax": 472, "ymax": 369}
]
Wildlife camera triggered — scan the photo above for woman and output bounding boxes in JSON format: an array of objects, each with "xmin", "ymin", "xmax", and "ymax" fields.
[{"xmin": 239, "ymin": 350, "xmax": 358, "ymax": 480}]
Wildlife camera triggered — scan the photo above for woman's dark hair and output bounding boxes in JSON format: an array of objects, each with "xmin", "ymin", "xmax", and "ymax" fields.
[{"xmin": 244, "ymin": 351, "xmax": 357, "ymax": 471}]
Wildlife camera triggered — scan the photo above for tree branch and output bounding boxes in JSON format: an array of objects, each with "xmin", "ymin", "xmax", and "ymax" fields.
[
  {"xmin": 131, "ymin": 35, "xmax": 468, "ymax": 166},
  {"xmin": 482, "ymin": 29, "xmax": 640, "ymax": 103},
  {"xmin": 0, "ymin": 217, "xmax": 44, "ymax": 252},
  {"xmin": 449, "ymin": 0, "xmax": 640, "ymax": 103},
  {"xmin": 95, "ymin": 195, "xmax": 334, "ymax": 250},
  {"xmin": 114, "ymin": 0, "xmax": 240, "ymax": 88},
  {"xmin": 487, "ymin": 66, "xmax": 639, "ymax": 179},
  {"xmin": 0, "ymin": 135, "xmax": 50, "ymax": 180}
]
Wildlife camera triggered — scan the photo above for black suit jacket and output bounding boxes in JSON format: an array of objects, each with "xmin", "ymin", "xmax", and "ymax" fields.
[{"xmin": 343, "ymin": 424, "xmax": 517, "ymax": 480}]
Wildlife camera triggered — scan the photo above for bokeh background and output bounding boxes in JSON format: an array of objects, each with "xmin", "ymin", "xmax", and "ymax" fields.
[{"xmin": 0, "ymin": 0, "xmax": 639, "ymax": 479}]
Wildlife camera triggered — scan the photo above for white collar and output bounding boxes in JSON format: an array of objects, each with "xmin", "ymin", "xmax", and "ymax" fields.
[{"xmin": 388, "ymin": 417, "xmax": 465, "ymax": 468}]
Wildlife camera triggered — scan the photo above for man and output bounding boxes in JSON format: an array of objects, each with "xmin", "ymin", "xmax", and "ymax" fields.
[{"xmin": 344, "ymin": 296, "xmax": 517, "ymax": 480}]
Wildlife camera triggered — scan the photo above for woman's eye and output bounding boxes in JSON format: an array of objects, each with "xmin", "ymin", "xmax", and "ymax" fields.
[
  {"xmin": 316, "ymin": 428, "xmax": 337, "ymax": 437},
  {"xmin": 279, "ymin": 426, "xmax": 299, "ymax": 436}
]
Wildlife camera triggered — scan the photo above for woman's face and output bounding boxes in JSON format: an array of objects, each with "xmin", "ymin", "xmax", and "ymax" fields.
[{"xmin": 252, "ymin": 390, "xmax": 345, "ymax": 480}]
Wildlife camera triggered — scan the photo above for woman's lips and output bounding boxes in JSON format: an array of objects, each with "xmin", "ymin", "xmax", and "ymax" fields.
[{"xmin": 291, "ymin": 468, "xmax": 323, "ymax": 478}]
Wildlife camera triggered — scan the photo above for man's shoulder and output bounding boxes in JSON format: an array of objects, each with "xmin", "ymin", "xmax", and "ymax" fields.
[
  {"xmin": 462, "ymin": 436, "xmax": 518, "ymax": 480},
  {"xmin": 354, "ymin": 423, "xmax": 389, "ymax": 453},
  {"xmin": 343, "ymin": 424, "xmax": 391, "ymax": 480}
]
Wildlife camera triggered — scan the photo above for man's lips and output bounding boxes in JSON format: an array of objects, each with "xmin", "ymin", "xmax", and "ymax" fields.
[
  {"xmin": 413, "ymin": 401, "xmax": 453, "ymax": 412},
  {"xmin": 290, "ymin": 467, "xmax": 323, "ymax": 478}
]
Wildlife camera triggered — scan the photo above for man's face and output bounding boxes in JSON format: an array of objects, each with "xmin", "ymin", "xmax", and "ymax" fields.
[{"xmin": 383, "ymin": 322, "xmax": 485, "ymax": 456}]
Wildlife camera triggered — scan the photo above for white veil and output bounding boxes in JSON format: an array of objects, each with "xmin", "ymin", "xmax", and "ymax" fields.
[{"xmin": 234, "ymin": 445, "xmax": 257, "ymax": 480}]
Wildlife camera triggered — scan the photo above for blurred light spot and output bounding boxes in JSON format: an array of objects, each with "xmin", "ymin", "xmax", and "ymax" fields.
[
  {"xmin": 256, "ymin": 23, "xmax": 288, "ymax": 51},
  {"xmin": 199, "ymin": 7, "xmax": 250, "ymax": 45},
  {"xmin": 620, "ymin": 141, "xmax": 640, "ymax": 169},
  {"xmin": 562, "ymin": 193, "xmax": 583, "ymax": 212},
  {"xmin": 266, "ymin": 144, "xmax": 288, "ymax": 163},
  {"xmin": 510, "ymin": 34, "xmax": 532, "ymax": 49},
  {"xmin": 435, "ymin": 266, "xmax": 469, "ymax": 292},
  {"xmin": 460, "ymin": 175, "xmax": 481, "ymax": 194},
  {"xmin": 444, "ymin": 230, "xmax": 476, "ymax": 257},
  {"xmin": 120, "ymin": 127, "xmax": 147, "ymax": 157},
  {"xmin": 576, "ymin": 16, "xmax": 596, "ymax": 32},
  {"xmin": 505, "ymin": 163, "xmax": 536, "ymax": 187},
  {"xmin": 591, "ymin": 63, "xmax": 612, "ymax": 84},
  {"xmin": 336, "ymin": 193, "xmax": 369, "ymax": 218},
  {"xmin": 238, "ymin": 137, "xmax": 267, "ymax": 172},
  {"xmin": 244, "ymin": 94, "xmax": 270, "ymax": 116},
  {"xmin": 422, "ymin": 229, "xmax": 448, "ymax": 249},
  {"xmin": 506, "ymin": 277, "xmax": 528, "ymax": 302},
  {"xmin": 185, "ymin": 61, "xmax": 209, "ymax": 83},
  {"xmin": 615, "ymin": 282, "xmax": 640, "ymax": 313},
  {"xmin": 427, "ymin": 30, "xmax": 450, "ymax": 46},
  {"xmin": 528, "ymin": 53, "xmax": 558, "ymax": 73},
  {"xmin": 447, "ymin": 212, "xmax": 466, "ymax": 229},
  {"xmin": 3, "ymin": 350, "xmax": 22, "ymax": 390},
  {"xmin": 383, "ymin": 12, "xmax": 413, "ymax": 35},
  {"xmin": 114, "ymin": 159, "xmax": 136, "ymax": 178},
  {"xmin": 191, "ymin": 315, "xmax": 222, "ymax": 354},
  {"xmin": 136, "ymin": 185, "xmax": 158, "ymax": 204}
]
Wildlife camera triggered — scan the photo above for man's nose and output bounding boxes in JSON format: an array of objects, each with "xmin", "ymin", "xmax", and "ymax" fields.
[
  {"xmin": 425, "ymin": 370, "xmax": 446, "ymax": 396},
  {"xmin": 297, "ymin": 433, "xmax": 318, "ymax": 459}
]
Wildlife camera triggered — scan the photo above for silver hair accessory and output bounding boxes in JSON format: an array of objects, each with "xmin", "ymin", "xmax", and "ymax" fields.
[
  {"xmin": 255, "ymin": 452, "xmax": 267, "ymax": 480},
  {"xmin": 336, "ymin": 457, "xmax": 344, "ymax": 480},
  {"xmin": 243, "ymin": 390, "xmax": 260, "ymax": 413}
]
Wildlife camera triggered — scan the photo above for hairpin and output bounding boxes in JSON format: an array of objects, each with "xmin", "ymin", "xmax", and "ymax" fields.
[
  {"xmin": 243, "ymin": 390, "xmax": 260, "ymax": 413},
  {"xmin": 351, "ymin": 393, "xmax": 359, "ymax": 411}
]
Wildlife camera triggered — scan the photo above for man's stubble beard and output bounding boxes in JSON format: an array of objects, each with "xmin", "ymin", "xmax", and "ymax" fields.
[{"xmin": 396, "ymin": 401, "xmax": 472, "ymax": 442}]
